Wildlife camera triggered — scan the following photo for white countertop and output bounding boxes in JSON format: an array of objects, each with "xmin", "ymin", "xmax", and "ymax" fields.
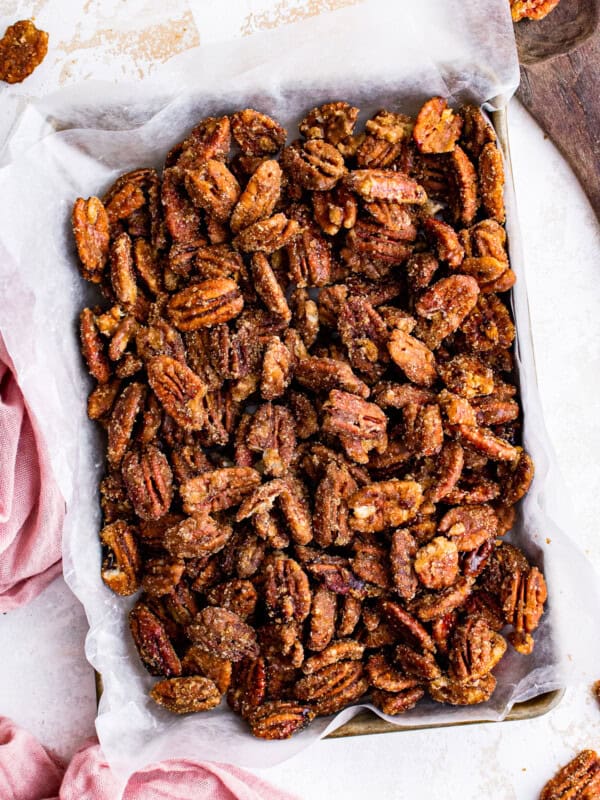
[{"xmin": 1, "ymin": 3, "xmax": 599, "ymax": 797}]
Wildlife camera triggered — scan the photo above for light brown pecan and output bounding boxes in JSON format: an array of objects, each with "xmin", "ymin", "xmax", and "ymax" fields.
[
  {"xmin": 366, "ymin": 653, "xmax": 421, "ymax": 693},
  {"xmin": 337, "ymin": 595, "xmax": 362, "ymax": 637},
  {"xmin": 428, "ymin": 673, "xmax": 496, "ymax": 706},
  {"xmin": 322, "ymin": 390, "xmax": 388, "ymax": 464},
  {"xmin": 479, "ymin": 142, "xmax": 505, "ymax": 223},
  {"xmin": 206, "ymin": 579, "xmax": 257, "ymax": 620},
  {"xmin": 345, "ymin": 169, "xmax": 427, "ymax": 204},
  {"xmin": 338, "ymin": 297, "xmax": 388, "ymax": 381},
  {"xmin": 237, "ymin": 477, "xmax": 313, "ymax": 546},
  {"xmin": 371, "ymin": 686, "xmax": 425, "ymax": 715},
  {"xmin": 427, "ymin": 441, "xmax": 465, "ymax": 503},
  {"xmin": 150, "ymin": 676, "xmax": 221, "ymax": 713},
  {"xmin": 379, "ymin": 600, "xmax": 436, "ymax": 653},
  {"xmin": 181, "ymin": 646, "xmax": 232, "ymax": 694},
  {"xmin": 302, "ymin": 640, "xmax": 364, "ymax": 675},
  {"xmin": 246, "ymin": 403, "xmax": 296, "ymax": 477},
  {"xmin": 129, "ymin": 602, "xmax": 181, "ymax": 676},
  {"xmin": 539, "ymin": 750, "xmax": 600, "ymax": 800},
  {"xmin": 312, "ymin": 185, "xmax": 358, "ymax": 236},
  {"xmin": 80, "ymin": 309, "xmax": 110, "ymax": 383},
  {"xmin": 184, "ymin": 160, "xmax": 240, "ymax": 222},
  {"xmin": 344, "ymin": 220, "xmax": 414, "ymax": 268},
  {"xmin": 500, "ymin": 450, "xmax": 535, "ymax": 504},
  {"xmin": 88, "ymin": 379, "xmax": 121, "ymax": 421},
  {"xmin": 461, "ymin": 292, "xmax": 515, "ymax": 352},
  {"xmin": 122, "ymin": 445, "xmax": 173, "ymax": 521},
  {"xmin": 452, "ymin": 424, "xmax": 520, "ymax": 462},
  {"xmin": 163, "ymin": 514, "xmax": 232, "ymax": 559},
  {"xmin": 281, "ymin": 139, "xmax": 346, "ymax": 191},
  {"xmin": 447, "ymin": 145, "xmax": 479, "ymax": 226},
  {"xmin": 307, "ymin": 586, "xmax": 337, "ymax": 652},
  {"xmin": 230, "ymin": 109, "xmax": 286, "ymax": 156},
  {"xmin": 100, "ymin": 520, "xmax": 141, "ymax": 596},
  {"xmin": 403, "ymin": 402, "xmax": 444, "ymax": 457},
  {"xmin": 263, "ymin": 555, "xmax": 312, "ymax": 624},
  {"xmin": 295, "ymin": 356, "xmax": 369, "ymax": 399},
  {"xmin": 294, "ymin": 660, "xmax": 368, "ymax": 715},
  {"xmin": 395, "ymin": 644, "xmax": 441, "ymax": 681},
  {"xmin": 107, "ymin": 382, "xmax": 145, "ymax": 466},
  {"xmin": 142, "ymin": 556, "xmax": 185, "ymax": 597},
  {"xmin": 352, "ymin": 539, "xmax": 390, "ymax": 589},
  {"xmin": 260, "ymin": 337, "xmax": 292, "ymax": 400},
  {"xmin": 438, "ymin": 504, "xmax": 498, "ymax": 551},
  {"xmin": 501, "ymin": 566, "xmax": 547, "ymax": 653},
  {"xmin": 249, "ymin": 253, "xmax": 291, "ymax": 322},
  {"xmin": 349, "ymin": 480, "xmax": 423, "ymax": 532},
  {"xmin": 247, "ymin": 700, "xmax": 314, "ymax": 739},
  {"xmin": 180, "ymin": 467, "xmax": 261, "ymax": 514},
  {"xmin": 413, "ymin": 97, "xmax": 462, "ymax": 154},
  {"xmin": 187, "ymin": 606, "xmax": 259, "ymax": 661},
  {"xmin": 389, "ymin": 529, "xmax": 418, "ymax": 600},
  {"xmin": 388, "ymin": 329, "xmax": 437, "ymax": 387},
  {"xmin": 147, "ymin": 356, "xmax": 207, "ymax": 430},
  {"xmin": 167, "ymin": 279, "xmax": 244, "ymax": 330},
  {"xmin": 300, "ymin": 101, "xmax": 359, "ymax": 146},
  {"xmin": 230, "ymin": 160, "xmax": 282, "ymax": 233},
  {"xmin": 411, "ymin": 576, "xmax": 474, "ymax": 622},
  {"xmin": 314, "ymin": 463, "xmax": 358, "ymax": 548},
  {"xmin": 415, "ymin": 275, "xmax": 480, "ymax": 350},
  {"xmin": 448, "ymin": 618, "xmax": 507, "ymax": 681},
  {"xmin": 234, "ymin": 213, "xmax": 301, "ymax": 254},
  {"xmin": 109, "ymin": 233, "xmax": 137, "ymax": 308},
  {"xmin": 72, "ymin": 197, "xmax": 110, "ymax": 283},
  {"xmin": 459, "ymin": 105, "xmax": 496, "ymax": 159},
  {"xmin": 414, "ymin": 537, "xmax": 459, "ymax": 590},
  {"xmin": 439, "ymin": 354, "xmax": 494, "ymax": 399},
  {"xmin": 422, "ymin": 217, "xmax": 465, "ymax": 268}
]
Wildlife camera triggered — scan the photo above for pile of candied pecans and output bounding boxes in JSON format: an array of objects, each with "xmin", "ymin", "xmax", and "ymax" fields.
[{"xmin": 72, "ymin": 96, "xmax": 547, "ymax": 740}]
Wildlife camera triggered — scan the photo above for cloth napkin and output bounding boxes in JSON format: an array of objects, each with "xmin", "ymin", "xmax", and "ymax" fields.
[
  {"xmin": 0, "ymin": 717, "xmax": 298, "ymax": 800},
  {"xmin": 0, "ymin": 335, "xmax": 64, "ymax": 610}
]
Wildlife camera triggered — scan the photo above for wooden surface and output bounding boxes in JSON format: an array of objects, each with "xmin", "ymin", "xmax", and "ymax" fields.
[{"xmin": 516, "ymin": 0, "xmax": 600, "ymax": 219}]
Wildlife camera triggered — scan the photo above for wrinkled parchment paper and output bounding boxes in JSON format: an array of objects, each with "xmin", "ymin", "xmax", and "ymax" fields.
[{"xmin": 0, "ymin": 0, "xmax": 598, "ymax": 782}]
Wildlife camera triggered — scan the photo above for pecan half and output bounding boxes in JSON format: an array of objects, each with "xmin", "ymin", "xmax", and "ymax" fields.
[
  {"xmin": 263, "ymin": 555, "xmax": 312, "ymax": 624},
  {"xmin": 322, "ymin": 390, "xmax": 388, "ymax": 465},
  {"xmin": 100, "ymin": 520, "xmax": 141, "ymax": 596},
  {"xmin": 247, "ymin": 700, "xmax": 314, "ymax": 739},
  {"xmin": 540, "ymin": 750, "xmax": 600, "ymax": 800},
  {"xmin": 294, "ymin": 660, "xmax": 368, "ymax": 715},
  {"xmin": 348, "ymin": 480, "xmax": 423, "ymax": 532},
  {"xmin": 129, "ymin": 602, "xmax": 181, "ymax": 676},
  {"xmin": 428, "ymin": 673, "xmax": 496, "ymax": 705},
  {"xmin": 72, "ymin": 197, "xmax": 110, "ymax": 282},
  {"xmin": 187, "ymin": 606, "xmax": 259, "ymax": 662},
  {"xmin": 122, "ymin": 445, "xmax": 173, "ymax": 521},
  {"xmin": 230, "ymin": 109, "xmax": 286, "ymax": 156},
  {"xmin": 167, "ymin": 280, "xmax": 244, "ymax": 330},
  {"xmin": 150, "ymin": 676, "xmax": 221, "ymax": 713},
  {"xmin": 413, "ymin": 97, "xmax": 462, "ymax": 154},
  {"xmin": 147, "ymin": 356, "xmax": 207, "ymax": 430},
  {"xmin": 180, "ymin": 467, "xmax": 261, "ymax": 514},
  {"xmin": 230, "ymin": 160, "xmax": 282, "ymax": 233},
  {"xmin": 281, "ymin": 139, "xmax": 346, "ymax": 191}
]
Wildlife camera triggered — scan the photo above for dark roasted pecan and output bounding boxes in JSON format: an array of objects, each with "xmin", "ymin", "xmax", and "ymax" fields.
[
  {"xmin": 263, "ymin": 555, "xmax": 312, "ymax": 624},
  {"xmin": 227, "ymin": 656, "xmax": 267, "ymax": 714},
  {"xmin": 150, "ymin": 676, "xmax": 221, "ymax": 713}
]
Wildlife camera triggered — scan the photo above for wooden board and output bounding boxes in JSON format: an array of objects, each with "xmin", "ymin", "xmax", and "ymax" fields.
[{"xmin": 516, "ymin": 0, "xmax": 600, "ymax": 219}]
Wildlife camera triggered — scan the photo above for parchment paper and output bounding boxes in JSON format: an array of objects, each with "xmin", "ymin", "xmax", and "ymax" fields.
[{"xmin": 0, "ymin": 0, "xmax": 598, "ymax": 783}]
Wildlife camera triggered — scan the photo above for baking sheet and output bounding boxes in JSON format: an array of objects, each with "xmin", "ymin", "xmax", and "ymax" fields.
[{"xmin": 0, "ymin": 0, "xmax": 598, "ymax": 783}]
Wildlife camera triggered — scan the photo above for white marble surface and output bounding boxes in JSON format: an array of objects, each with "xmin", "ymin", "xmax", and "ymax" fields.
[{"xmin": 1, "ymin": 2, "xmax": 599, "ymax": 796}]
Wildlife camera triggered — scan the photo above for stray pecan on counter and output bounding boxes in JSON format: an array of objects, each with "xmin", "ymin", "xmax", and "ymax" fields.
[
  {"xmin": 72, "ymin": 97, "xmax": 546, "ymax": 739},
  {"xmin": 539, "ymin": 750, "xmax": 600, "ymax": 799},
  {"xmin": 0, "ymin": 20, "xmax": 48, "ymax": 84}
]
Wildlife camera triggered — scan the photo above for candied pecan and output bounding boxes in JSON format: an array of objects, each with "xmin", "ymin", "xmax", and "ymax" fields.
[
  {"xmin": 501, "ymin": 566, "xmax": 547, "ymax": 652},
  {"xmin": 446, "ymin": 145, "xmax": 479, "ymax": 226},
  {"xmin": 379, "ymin": 601, "xmax": 436, "ymax": 653},
  {"xmin": 366, "ymin": 653, "xmax": 420, "ymax": 693},
  {"xmin": 371, "ymin": 686, "xmax": 425, "ymax": 715},
  {"xmin": 373, "ymin": 382, "xmax": 435, "ymax": 410},
  {"xmin": 129, "ymin": 602, "xmax": 181, "ymax": 676},
  {"xmin": 344, "ymin": 220, "xmax": 413, "ymax": 267},
  {"xmin": 237, "ymin": 477, "xmax": 313, "ymax": 546},
  {"xmin": 539, "ymin": 749, "xmax": 600, "ymax": 800},
  {"xmin": 109, "ymin": 233, "xmax": 137, "ymax": 308},
  {"xmin": 294, "ymin": 660, "xmax": 368, "ymax": 715},
  {"xmin": 352, "ymin": 540, "xmax": 390, "ymax": 589},
  {"xmin": 322, "ymin": 390, "xmax": 388, "ymax": 465},
  {"xmin": 438, "ymin": 504, "xmax": 498, "ymax": 552},
  {"xmin": 251, "ymin": 253, "xmax": 291, "ymax": 321},
  {"xmin": 281, "ymin": 139, "xmax": 346, "ymax": 191},
  {"xmin": 227, "ymin": 656, "xmax": 267, "ymax": 714},
  {"xmin": 406, "ymin": 251, "xmax": 439, "ymax": 292},
  {"xmin": 234, "ymin": 213, "xmax": 300, "ymax": 254},
  {"xmin": 107, "ymin": 382, "xmax": 145, "ymax": 466},
  {"xmin": 389, "ymin": 529, "xmax": 418, "ymax": 600},
  {"xmin": 427, "ymin": 441, "xmax": 465, "ymax": 503},
  {"xmin": 479, "ymin": 142, "xmax": 505, "ymax": 223},
  {"xmin": 428, "ymin": 673, "xmax": 496, "ymax": 706},
  {"xmin": 80, "ymin": 308, "xmax": 110, "ymax": 383},
  {"xmin": 247, "ymin": 700, "xmax": 314, "ymax": 740},
  {"xmin": 461, "ymin": 293, "xmax": 515, "ymax": 352},
  {"xmin": 413, "ymin": 97, "xmax": 462, "ymax": 154},
  {"xmin": 136, "ymin": 319, "xmax": 185, "ymax": 364},
  {"xmin": 150, "ymin": 676, "xmax": 221, "ymax": 713},
  {"xmin": 302, "ymin": 640, "xmax": 364, "ymax": 675},
  {"xmin": 439, "ymin": 354, "xmax": 494, "ymax": 398},
  {"xmin": 206, "ymin": 579, "xmax": 257, "ymax": 620},
  {"xmin": 181, "ymin": 647, "xmax": 232, "ymax": 694},
  {"xmin": 422, "ymin": 217, "xmax": 465, "ymax": 268},
  {"xmin": 305, "ymin": 555, "xmax": 365, "ymax": 599},
  {"xmin": 472, "ymin": 396, "xmax": 519, "ymax": 427},
  {"xmin": 147, "ymin": 356, "xmax": 206, "ymax": 430},
  {"xmin": 415, "ymin": 274, "xmax": 480, "ymax": 349},
  {"xmin": 286, "ymin": 204, "xmax": 333, "ymax": 287},
  {"xmin": 307, "ymin": 586, "xmax": 337, "ymax": 652},
  {"xmin": 349, "ymin": 480, "xmax": 423, "ymax": 533},
  {"xmin": 142, "ymin": 556, "xmax": 185, "ymax": 597},
  {"xmin": 72, "ymin": 197, "xmax": 110, "ymax": 283},
  {"xmin": 459, "ymin": 105, "xmax": 496, "ymax": 159},
  {"xmin": 105, "ymin": 182, "xmax": 146, "ymax": 226},
  {"xmin": 246, "ymin": 403, "xmax": 296, "ymax": 477},
  {"xmin": 0, "ymin": 20, "xmax": 48, "ymax": 84},
  {"xmin": 88, "ymin": 379, "xmax": 121, "ymax": 421},
  {"xmin": 164, "ymin": 514, "xmax": 232, "ymax": 559},
  {"xmin": 452, "ymin": 424, "xmax": 519, "ymax": 462},
  {"xmin": 404, "ymin": 403, "xmax": 443, "ymax": 457},
  {"xmin": 345, "ymin": 170, "xmax": 427, "ymax": 204},
  {"xmin": 511, "ymin": 0, "xmax": 561, "ymax": 21},
  {"xmin": 100, "ymin": 520, "xmax": 141, "ymax": 596},
  {"xmin": 162, "ymin": 167, "xmax": 204, "ymax": 243},
  {"xmin": 180, "ymin": 467, "xmax": 261, "ymax": 514},
  {"xmin": 108, "ymin": 314, "xmax": 138, "ymax": 362},
  {"xmin": 411, "ymin": 576, "xmax": 474, "ymax": 622},
  {"xmin": 395, "ymin": 644, "xmax": 441, "ymax": 681},
  {"xmin": 312, "ymin": 186, "xmax": 357, "ymax": 235},
  {"xmin": 338, "ymin": 297, "xmax": 388, "ymax": 380},
  {"xmin": 337, "ymin": 595, "xmax": 362, "ymax": 637},
  {"xmin": 387, "ymin": 329, "xmax": 437, "ymax": 387},
  {"xmin": 448, "ymin": 618, "xmax": 507, "ymax": 681},
  {"xmin": 230, "ymin": 160, "xmax": 281, "ymax": 233},
  {"xmin": 167, "ymin": 280, "xmax": 243, "ymax": 331},
  {"xmin": 263, "ymin": 555, "xmax": 311, "ymax": 624},
  {"xmin": 187, "ymin": 606, "xmax": 259, "ymax": 662},
  {"xmin": 295, "ymin": 357, "xmax": 369, "ymax": 399},
  {"xmin": 164, "ymin": 581, "xmax": 198, "ymax": 627},
  {"xmin": 184, "ymin": 160, "xmax": 240, "ymax": 223},
  {"xmin": 230, "ymin": 109, "xmax": 286, "ymax": 156},
  {"xmin": 313, "ymin": 463, "xmax": 358, "ymax": 548},
  {"xmin": 121, "ymin": 443, "xmax": 173, "ymax": 521},
  {"xmin": 414, "ymin": 537, "xmax": 459, "ymax": 590},
  {"xmin": 290, "ymin": 289, "xmax": 319, "ymax": 348},
  {"xmin": 431, "ymin": 612, "xmax": 457, "ymax": 656},
  {"xmin": 500, "ymin": 450, "xmax": 535, "ymax": 504},
  {"xmin": 300, "ymin": 102, "xmax": 359, "ymax": 147},
  {"xmin": 260, "ymin": 337, "xmax": 292, "ymax": 400}
]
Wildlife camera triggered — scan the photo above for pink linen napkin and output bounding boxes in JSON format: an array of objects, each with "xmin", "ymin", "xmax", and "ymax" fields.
[
  {"xmin": 0, "ymin": 335, "xmax": 64, "ymax": 610},
  {"xmin": 0, "ymin": 717, "xmax": 299, "ymax": 800}
]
